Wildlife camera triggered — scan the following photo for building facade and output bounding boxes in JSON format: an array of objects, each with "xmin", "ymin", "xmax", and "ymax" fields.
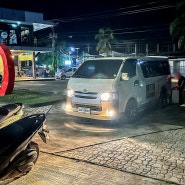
[{"xmin": 0, "ymin": 8, "xmax": 54, "ymax": 78}]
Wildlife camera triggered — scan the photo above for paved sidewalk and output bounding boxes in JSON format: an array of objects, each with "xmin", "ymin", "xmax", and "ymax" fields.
[
  {"xmin": 10, "ymin": 152, "xmax": 176, "ymax": 185},
  {"xmin": 57, "ymin": 128, "xmax": 185, "ymax": 185},
  {"xmin": 10, "ymin": 126, "xmax": 185, "ymax": 185}
]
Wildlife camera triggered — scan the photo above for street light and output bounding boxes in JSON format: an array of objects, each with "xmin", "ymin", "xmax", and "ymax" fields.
[
  {"xmin": 68, "ymin": 47, "xmax": 74, "ymax": 61},
  {"xmin": 75, "ymin": 48, "xmax": 80, "ymax": 58}
]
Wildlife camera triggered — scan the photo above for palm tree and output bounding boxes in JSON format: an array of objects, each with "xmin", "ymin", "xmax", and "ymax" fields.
[
  {"xmin": 170, "ymin": 2, "xmax": 185, "ymax": 50},
  {"xmin": 95, "ymin": 27, "xmax": 114, "ymax": 56}
]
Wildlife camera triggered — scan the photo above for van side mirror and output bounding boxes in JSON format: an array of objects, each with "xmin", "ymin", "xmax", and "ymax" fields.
[{"xmin": 121, "ymin": 73, "xmax": 129, "ymax": 81}]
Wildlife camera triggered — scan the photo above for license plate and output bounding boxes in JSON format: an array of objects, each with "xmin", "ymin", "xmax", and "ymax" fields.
[{"xmin": 78, "ymin": 107, "xmax": 90, "ymax": 114}]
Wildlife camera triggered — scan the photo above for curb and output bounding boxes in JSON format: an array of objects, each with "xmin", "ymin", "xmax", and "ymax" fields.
[
  {"xmin": 26, "ymin": 99, "xmax": 64, "ymax": 108},
  {"xmin": 15, "ymin": 78, "xmax": 55, "ymax": 82},
  {"xmin": 0, "ymin": 99, "xmax": 65, "ymax": 109}
]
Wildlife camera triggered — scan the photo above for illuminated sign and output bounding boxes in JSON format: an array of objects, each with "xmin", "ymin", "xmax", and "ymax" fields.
[
  {"xmin": 19, "ymin": 54, "xmax": 33, "ymax": 61},
  {"xmin": 65, "ymin": 60, "xmax": 71, "ymax": 65}
]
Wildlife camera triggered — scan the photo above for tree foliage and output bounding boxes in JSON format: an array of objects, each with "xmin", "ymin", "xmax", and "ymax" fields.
[
  {"xmin": 37, "ymin": 42, "xmax": 70, "ymax": 69},
  {"xmin": 37, "ymin": 52, "xmax": 53, "ymax": 66},
  {"xmin": 170, "ymin": 2, "xmax": 185, "ymax": 50},
  {"xmin": 95, "ymin": 27, "xmax": 114, "ymax": 55}
]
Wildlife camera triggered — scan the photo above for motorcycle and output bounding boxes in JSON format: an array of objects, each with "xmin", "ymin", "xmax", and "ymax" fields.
[{"xmin": 0, "ymin": 113, "xmax": 49, "ymax": 184}]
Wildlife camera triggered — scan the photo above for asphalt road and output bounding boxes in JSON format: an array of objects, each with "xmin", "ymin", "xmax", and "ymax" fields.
[{"xmin": 6, "ymin": 79, "xmax": 185, "ymax": 185}]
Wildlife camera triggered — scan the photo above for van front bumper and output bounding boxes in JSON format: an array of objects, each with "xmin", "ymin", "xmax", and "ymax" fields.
[
  {"xmin": 65, "ymin": 110, "xmax": 115, "ymax": 120},
  {"xmin": 65, "ymin": 99, "xmax": 119, "ymax": 121}
]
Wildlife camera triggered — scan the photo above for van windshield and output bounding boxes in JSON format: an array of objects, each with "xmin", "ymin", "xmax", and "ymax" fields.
[{"xmin": 72, "ymin": 59, "xmax": 123, "ymax": 79}]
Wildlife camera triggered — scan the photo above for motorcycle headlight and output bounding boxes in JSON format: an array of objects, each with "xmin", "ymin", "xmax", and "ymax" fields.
[
  {"xmin": 100, "ymin": 92, "xmax": 118, "ymax": 101},
  {"xmin": 67, "ymin": 89, "xmax": 74, "ymax": 97}
]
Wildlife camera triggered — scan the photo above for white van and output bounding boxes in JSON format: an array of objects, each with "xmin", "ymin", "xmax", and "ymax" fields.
[{"xmin": 65, "ymin": 57, "xmax": 171, "ymax": 122}]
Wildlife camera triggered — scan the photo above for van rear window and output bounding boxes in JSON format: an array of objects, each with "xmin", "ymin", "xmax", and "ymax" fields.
[{"xmin": 140, "ymin": 60, "xmax": 170, "ymax": 78}]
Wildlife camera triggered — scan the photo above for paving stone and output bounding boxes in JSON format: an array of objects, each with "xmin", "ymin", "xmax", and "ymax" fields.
[
  {"xmin": 24, "ymin": 105, "xmax": 53, "ymax": 117},
  {"xmin": 58, "ymin": 128, "xmax": 185, "ymax": 185}
]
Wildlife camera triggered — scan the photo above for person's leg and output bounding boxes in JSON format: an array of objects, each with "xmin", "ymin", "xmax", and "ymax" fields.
[
  {"xmin": 179, "ymin": 90, "xmax": 184, "ymax": 105},
  {"xmin": 183, "ymin": 90, "xmax": 185, "ymax": 104}
]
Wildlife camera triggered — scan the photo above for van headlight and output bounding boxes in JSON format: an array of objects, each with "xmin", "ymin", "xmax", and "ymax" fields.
[
  {"xmin": 100, "ymin": 92, "xmax": 118, "ymax": 101},
  {"xmin": 67, "ymin": 89, "xmax": 74, "ymax": 97}
]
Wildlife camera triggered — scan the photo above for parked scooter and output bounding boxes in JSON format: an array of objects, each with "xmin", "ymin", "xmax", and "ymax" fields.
[{"xmin": 0, "ymin": 113, "xmax": 49, "ymax": 184}]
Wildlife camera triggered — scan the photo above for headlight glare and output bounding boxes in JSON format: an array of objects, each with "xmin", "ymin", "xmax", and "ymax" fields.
[
  {"xmin": 67, "ymin": 89, "xmax": 74, "ymax": 97},
  {"xmin": 100, "ymin": 93, "xmax": 110, "ymax": 101},
  {"xmin": 100, "ymin": 92, "xmax": 118, "ymax": 101}
]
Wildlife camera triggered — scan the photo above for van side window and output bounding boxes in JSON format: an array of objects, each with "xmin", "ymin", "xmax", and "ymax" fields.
[
  {"xmin": 140, "ymin": 60, "xmax": 170, "ymax": 78},
  {"xmin": 122, "ymin": 59, "xmax": 137, "ymax": 78},
  {"xmin": 158, "ymin": 61, "xmax": 170, "ymax": 75},
  {"xmin": 140, "ymin": 62, "xmax": 149, "ymax": 78}
]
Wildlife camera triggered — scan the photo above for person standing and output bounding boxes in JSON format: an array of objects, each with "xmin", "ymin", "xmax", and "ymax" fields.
[
  {"xmin": 173, "ymin": 72, "xmax": 185, "ymax": 105},
  {"xmin": 34, "ymin": 37, "xmax": 37, "ymax": 46}
]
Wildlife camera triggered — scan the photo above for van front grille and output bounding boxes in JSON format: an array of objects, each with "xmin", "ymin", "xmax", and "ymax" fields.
[{"xmin": 74, "ymin": 91, "xmax": 98, "ymax": 100}]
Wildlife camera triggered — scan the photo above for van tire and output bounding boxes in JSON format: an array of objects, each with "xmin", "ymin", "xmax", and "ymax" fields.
[
  {"xmin": 125, "ymin": 99, "xmax": 138, "ymax": 123},
  {"xmin": 158, "ymin": 90, "xmax": 168, "ymax": 109},
  {"xmin": 108, "ymin": 116, "xmax": 120, "ymax": 125},
  {"xmin": 61, "ymin": 75, "xmax": 66, "ymax": 80}
]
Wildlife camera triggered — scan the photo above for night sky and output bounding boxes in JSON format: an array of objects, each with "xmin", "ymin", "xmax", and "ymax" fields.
[{"xmin": 0, "ymin": 0, "xmax": 185, "ymax": 47}]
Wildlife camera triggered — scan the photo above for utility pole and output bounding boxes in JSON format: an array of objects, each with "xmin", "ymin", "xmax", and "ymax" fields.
[
  {"xmin": 157, "ymin": 43, "xmax": 160, "ymax": 55},
  {"xmin": 32, "ymin": 51, "xmax": 36, "ymax": 79},
  {"xmin": 87, "ymin": 43, "xmax": 90, "ymax": 53},
  {"xmin": 135, "ymin": 44, "xmax": 137, "ymax": 56},
  {"xmin": 76, "ymin": 48, "xmax": 80, "ymax": 58},
  {"xmin": 49, "ymin": 22, "xmax": 59, "ymax": 70},
  {"xmin": 75, "ymin": 48, "xmax": 80, "ymax": 65},
  {"xmin": 146, "ymin": 43, "xmax": 149, "ymax": 56}
]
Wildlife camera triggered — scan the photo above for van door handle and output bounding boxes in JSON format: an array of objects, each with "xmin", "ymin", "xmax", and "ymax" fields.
[{"xmin": 134, "ymin": 80, "xmax": 140, "ymax": 86}]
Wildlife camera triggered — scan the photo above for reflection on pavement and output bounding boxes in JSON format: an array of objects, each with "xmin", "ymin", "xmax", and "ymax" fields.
[{"xmin": 65, "ymin": 122, "xmax": 117, "ymax": 133}]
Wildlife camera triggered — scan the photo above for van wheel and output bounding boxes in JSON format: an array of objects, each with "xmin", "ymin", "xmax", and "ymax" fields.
[
  {"xmin": 125, "ymin": 99, "xmax": 138, "ymax": 123},
  {"xmin": 108, "ymin": 116, "xmax": 120, "ymax": 125},
  {"xmin": 158, "ymin": 90, "xmax": 168, "ymax": 109},
  {"xmin": 61, "ymin": 75, "xmax": 66, "ymax": 80}
]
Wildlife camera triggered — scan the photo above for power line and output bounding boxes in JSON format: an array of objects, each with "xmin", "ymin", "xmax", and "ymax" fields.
[
  {"xmin": 53, "ymin": 0, "xmax": 169, "ymax": 21},
  {"xmin": 58, "ymin": 23, "xmax": 169, "ymax": 36},
  {"xmin": 53, "ymin": 2, "xmax": 180, "ymax": 22},
  {"xmin": 57, "ymin": 27, "xmax": 169, "ymax": 38},
  {"xmin": 113, "ymin": 28, "xmax": 169, "ymax": 35}
]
